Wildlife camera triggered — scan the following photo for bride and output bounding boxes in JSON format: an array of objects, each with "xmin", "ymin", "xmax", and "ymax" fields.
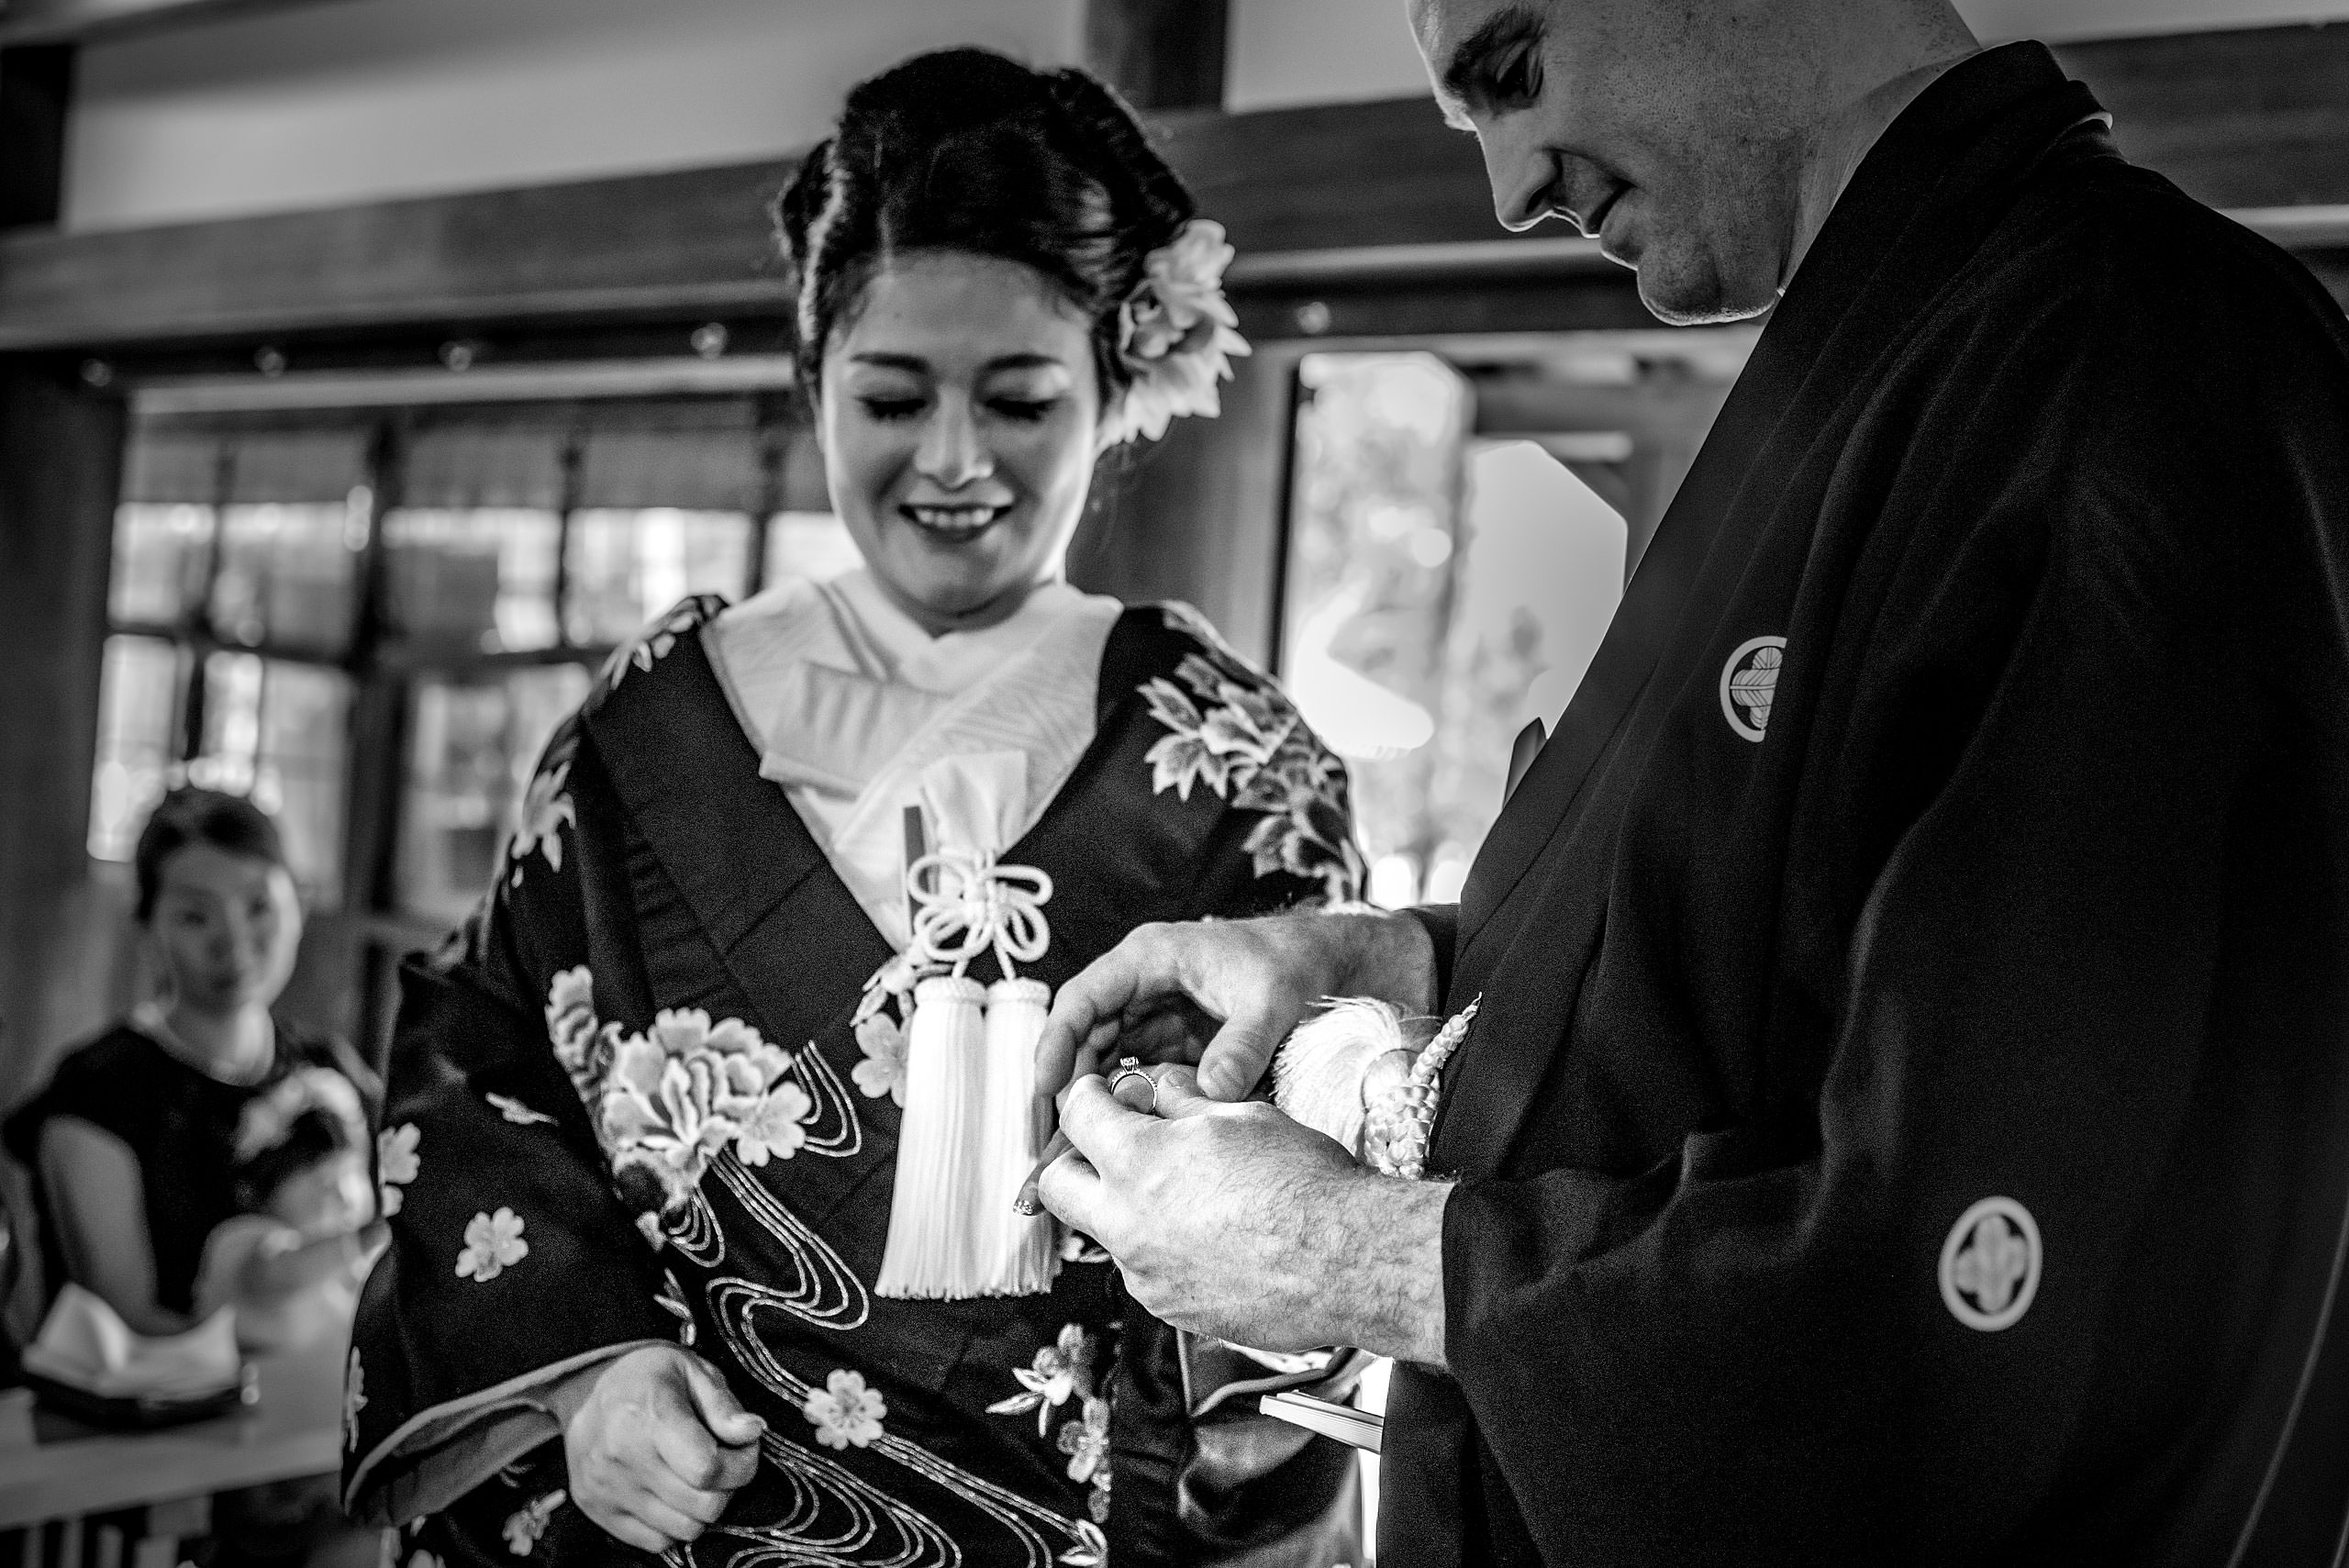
[{"xmin": 344, "ymin": 47, "xmax": 1368, "ymax": 1568}]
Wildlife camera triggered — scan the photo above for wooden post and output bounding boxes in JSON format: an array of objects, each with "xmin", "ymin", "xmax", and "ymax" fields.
[
  {"xmin": 0, "ymin": 44, "xmax": 71, "ymax": 228},
  {"xmin": 0, "ymin": 364, "xmax": 128, "ymax": 1096},
  {"xmin": 1085, "ymin": 0, "xmax": 1229, "ymax": 113},
  {"xmin": 1070, "ymin": 345, "xmax": 1301, "ymax": 666}
]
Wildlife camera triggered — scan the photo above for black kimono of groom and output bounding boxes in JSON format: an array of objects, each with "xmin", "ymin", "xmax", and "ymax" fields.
[{"xmin": 1386, "ymin": 43, "xmax": 2349, "ymax": 1567}]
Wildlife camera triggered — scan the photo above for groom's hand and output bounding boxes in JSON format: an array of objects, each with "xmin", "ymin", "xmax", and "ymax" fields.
[
  {"xmin": 1032, "ymin": 908, "xmax": 1440, "ymax": 1111},
  {"xmin": 1036, "ymin": 1066, "xmax": 1451, "ymax": 1362}
]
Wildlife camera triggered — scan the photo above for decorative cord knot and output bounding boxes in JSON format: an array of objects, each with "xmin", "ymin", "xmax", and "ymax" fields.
[{"xmin": 906, "ymin": 850, "xmax": 1054, "ymax": 981}]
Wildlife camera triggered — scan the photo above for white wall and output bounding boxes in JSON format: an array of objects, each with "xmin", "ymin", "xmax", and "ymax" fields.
[
  {"xmin": 1223, "ymin": 0, "xmax": 2349, "ymax": 111},
  {"xmin": 63, "ymin": 0, "xmax": 1084, "ymax": 231}
]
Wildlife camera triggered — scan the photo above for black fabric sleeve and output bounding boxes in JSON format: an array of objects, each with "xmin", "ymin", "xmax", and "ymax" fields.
[{"xmin": 343, "ymin": 721, "xmax": 673, "ymax": 1528}]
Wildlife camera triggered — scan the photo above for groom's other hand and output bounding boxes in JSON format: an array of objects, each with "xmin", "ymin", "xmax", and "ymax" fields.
[{"xmin": 1032, "ymin": 907, "xmax": 1442, "ymax": 1109}]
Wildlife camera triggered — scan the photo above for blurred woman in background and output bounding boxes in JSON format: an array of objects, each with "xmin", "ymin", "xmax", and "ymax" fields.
[
  {"xmin": 5, "ymin": 785, "xmax": 380, "ymax": 1340},
  {"xmin": 347, "ymin": 47, "xmax": 1367, "ymax": 1568}
]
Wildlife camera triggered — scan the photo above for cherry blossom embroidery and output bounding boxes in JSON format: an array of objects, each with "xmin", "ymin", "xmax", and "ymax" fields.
[
  {"xmin": 502, "ymin": 1490, "xmax": 566, "ymax": 1556},
  {"xmin": 1141, "ymin": 629, "xmax": 1364, "ymax": 902},
  {"xmin": 986, "ymin": 1323, "xmax": 1097, "ymax": 1437},
  {"xmin": 800, "ymin": 1369, "xmax": 887, "ymax": 1451},
  {"xmin": 376, "ymin": 1124, "xmax": 419, "ymax": 1218},
  {"xmin": 599, "ymin": 1008, "xmax": 813, "ymax": 1206},
  {"xmin": 851, "ymin": 1011, "xmax": 907, "ymax": 1105},
  {"xmin": 455, "ymin": 1208, "xmax": 528, "ymax": 1282},
  {"xmin": 344, "ymin": 1348, "xmax": 366, "ymax": 1453},
  {"xmin": 486, "ymin": 1094, "xmax": 555, "ymax": 1128},
  {"xmin": 1059, "ymin": 1231, "xmax": 1111, "ymax": 1265},
  {"xmin": 507, "ymin": 761, "xmax": 575, "ymax": 885},
  {"xmin": 1057, "ymin": 1396, "xmax": 1113, "ymax": 1521}
]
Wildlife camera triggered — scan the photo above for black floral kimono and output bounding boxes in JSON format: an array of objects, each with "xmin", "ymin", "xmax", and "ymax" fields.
[{"xmin": 344, "ymin": 595, "xmax": 1367, "ymax": 1568}]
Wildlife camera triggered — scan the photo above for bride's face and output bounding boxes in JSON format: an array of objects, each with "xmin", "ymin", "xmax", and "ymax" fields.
[{"xmin": 819, "ymin": 250, "xmax": 1108, "ymax": 634}]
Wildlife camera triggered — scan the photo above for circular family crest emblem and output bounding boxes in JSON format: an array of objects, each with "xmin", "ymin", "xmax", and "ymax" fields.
[
  {"xmin": 1719, "ymin": 636, "xmax": 1787, "ymax": 743},
  {"xmin": 1939, "ymin": 1195, "xmax": 2041, "ymax": 1331}
]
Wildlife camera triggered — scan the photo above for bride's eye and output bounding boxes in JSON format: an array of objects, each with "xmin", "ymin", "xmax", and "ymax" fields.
[
  {"xmin": 989, "ymin": 396, "xmax": 1057, "ymax": 423},
  {"xmin": 859, "ymin": 395, "xmax": 925, "ymax": 421}
]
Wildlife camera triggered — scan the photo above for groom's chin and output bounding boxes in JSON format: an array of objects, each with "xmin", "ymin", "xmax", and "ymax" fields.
[{"xmin": 1631, "ymin": 238, "xmax": 1779, "ymax": 328}]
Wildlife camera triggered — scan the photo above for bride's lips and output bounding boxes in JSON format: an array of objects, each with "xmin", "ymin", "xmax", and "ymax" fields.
[{"xmin": 900, "ymin": 501, "xmax": 1011, "ymax": 541}]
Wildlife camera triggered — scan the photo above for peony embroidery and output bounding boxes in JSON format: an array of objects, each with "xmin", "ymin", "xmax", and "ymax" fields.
[
  {"xmin": 507, "ymin": 761, "xmax": 575, "ymax": 885},
  {"xmin": 343, "ymin": 1348, "xmax": 366, "ymax": 1453},
  {"xmin": 502, "ymin": 1490, "xmax": 566, "ymax": 1557},
  {"xmin": 376, "ymin": 1124, "xmax": 419, "ymax": 1218},
  {"xmin": 800, "ymin": 1369, "xmax": 887, "ymax": 1451},
  {"xmin": 598, "ymin": 1008, "xmax": 811, "ymax": 1205},
  {"xmin": 455, "ymin": 1208, "xmax": 529, "ymax": 1282},
  {"xmin": 1141, "ymin": 630, "xmax": 1364, "ymax": 903}
]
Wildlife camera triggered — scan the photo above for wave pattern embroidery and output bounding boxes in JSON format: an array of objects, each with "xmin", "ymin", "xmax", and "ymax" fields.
[
  {"xmin": 712, "ymin": 1284, "xmax": 1091, "ymax": 1568},
  {"xmin": 708, "ymin": 1157, "xmax": 869, "ymax": 1331},
  {"xmin": 697, "ymin": 1431, "xmax": 959, "ymax": 1568},
  {"xmin": 791, "ymin": 1041, "xmax": 863, "ymax": 1160}
]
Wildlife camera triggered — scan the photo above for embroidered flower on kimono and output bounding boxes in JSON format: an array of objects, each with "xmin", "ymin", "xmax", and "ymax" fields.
[
  {"xmin": 343, "ymin": 1348, "xmax": 366, "ymax": 1453},
  {"xmin": 375, "ymin": 1123, "xmax": 419, "ymax": 1218},
  {"xmin": 1141, "ymin": 626, "xmax": 1365, "ymax": 905},
  {"xmin": 853, "ymin": 951, "xmax": 943, "ymax": 1028},
  {"xmin": 603, "ymin": 597, "xmax": 711, "ymax": 687},
  {"xmin": 851, "ymin": 1011, "xmax": 908, "ymax": 1105},
  {"xmin": 599, "ymin": 1009, "xmax": 805, "ymax": 1203},
  {"xmin": 728, "ymin": 1082, "xmax": 816, "ymax": 1166},
  {"xmin": 1057, "ymin": 1395, "xmax": 1112, "ymax": 1484},
  {"xmin": 544, "ymin": 966, "xmax": 617, "ymax": 1103},
  {"xmin": 1059, "ymin": 1522, "xmax": 1108, "ymax": 1567},
  {"xmin": 986, "ymin": 1323, "xmax": 1097, "ymax": 1435},
  {"xmin": 507, "ymin": 761, "xmax": 576, "ymax": 886},
  {"xmin": 455, "ymin": 1207, "xmax": 529, "ymax": 1282},
  {"xmin": 800, "ymin": 1369, "xmax": 887, "ymax": 1451},
  {"xmin": 1088, "ymin": 1465, "xmax": 1112, "ymax": 1524},
  {"xmin": 502, "ymin": 1489, "xmax": 566, "ymax": 1556},
  {"xmin": 1139, "ymin": 658, "xmax": 1297, "ymax": 802},
  {"xmin": 487, "ymin": 1094, "xmax": 555, "ymax": 1128}
]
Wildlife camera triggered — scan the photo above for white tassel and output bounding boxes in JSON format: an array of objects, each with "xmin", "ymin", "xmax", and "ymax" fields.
[
  {"xmin": 978, "ymin": 977, "xmax": 1058, "ymax": 1295},
  {"xmin": 1272, "ymin": 997, "xmax": 1431, "ymax": 1156},
  {"xmin": 876, "ymin": 975, "xmax": 990, "ymax": 1297}
]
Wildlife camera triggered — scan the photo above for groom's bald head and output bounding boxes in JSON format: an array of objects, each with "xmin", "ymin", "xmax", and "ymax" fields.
[{"xmin": 1410, "ymin": 0, "xmax": 1977, "ymax": 322}]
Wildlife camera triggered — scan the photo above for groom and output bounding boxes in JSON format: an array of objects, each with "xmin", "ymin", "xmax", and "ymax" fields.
[{"xmin": 1036, "ymin": 0, "xmax": 2349, "ymax": 1562}]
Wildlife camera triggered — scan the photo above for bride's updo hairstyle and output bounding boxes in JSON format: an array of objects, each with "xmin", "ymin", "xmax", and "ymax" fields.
[{"xmin": 775, "ymin": 48, "xmax": 1199, "ymax": 413}]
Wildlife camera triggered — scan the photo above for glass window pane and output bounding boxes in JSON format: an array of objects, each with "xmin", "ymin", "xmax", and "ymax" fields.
[
  {"xmin": 109, "ymin": 504, "xmax": 217, "ymax": 628},
  {"xmin": 384, "ymin": 508, "xmax": 561, "ymax": 652},
  {"xmin": 763, "ymin": 511, "xmax": 863, "ymax": 586},
  {"xmin": 395, "ymin": 665, "xmax": 592, "ymax": 925},
  {"xmin": 207, "ymin": 497, "xmax": 368, "ymax": 653},
  {"xmin": 87, "ymin": 635, "xmax": 188, "ymax": 862},
  {"xmin": 563, "ymin": 508, "xmax": 753, "ymax": 646},
  {"xmin": 188, "ymin": 652, "xmax": 351, "ymax": 905}
]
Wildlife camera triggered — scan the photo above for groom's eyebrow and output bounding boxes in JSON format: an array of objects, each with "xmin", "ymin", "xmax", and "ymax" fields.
[{"xmin": 1438, "ymin": 6, "xmax": 1547, "ymax": 121}]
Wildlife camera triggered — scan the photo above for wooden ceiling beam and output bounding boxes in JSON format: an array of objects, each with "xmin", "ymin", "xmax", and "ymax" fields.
[
  {"xmin": 3, "ymin": 23, "xmax": 2348, "ymax": 351},
  {"xmin": 0, "ymin": 0, "xmax": 356, "ymax": 48}
]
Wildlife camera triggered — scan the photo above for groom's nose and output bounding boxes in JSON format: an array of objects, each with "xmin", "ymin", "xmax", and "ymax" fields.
[{"xmin": 1479, "ymin": 121, "xmax": 1558, "ymax": 232}]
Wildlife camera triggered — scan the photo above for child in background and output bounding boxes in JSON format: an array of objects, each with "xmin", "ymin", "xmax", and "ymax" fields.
[{"xmin": 195, "ymin": 1065, "xmax": 379, "ymax": 1353}]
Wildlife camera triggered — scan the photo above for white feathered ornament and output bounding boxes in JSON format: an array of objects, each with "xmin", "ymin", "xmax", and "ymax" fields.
[{"xmin": 1271, "ymin": 997, "xmax": 1435, "ymax": 1157}]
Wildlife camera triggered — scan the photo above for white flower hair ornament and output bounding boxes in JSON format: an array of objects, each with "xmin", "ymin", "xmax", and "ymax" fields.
[{"xmin": 1107, "ymin": 218, "xmax": 1251, "ymax": 445}]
